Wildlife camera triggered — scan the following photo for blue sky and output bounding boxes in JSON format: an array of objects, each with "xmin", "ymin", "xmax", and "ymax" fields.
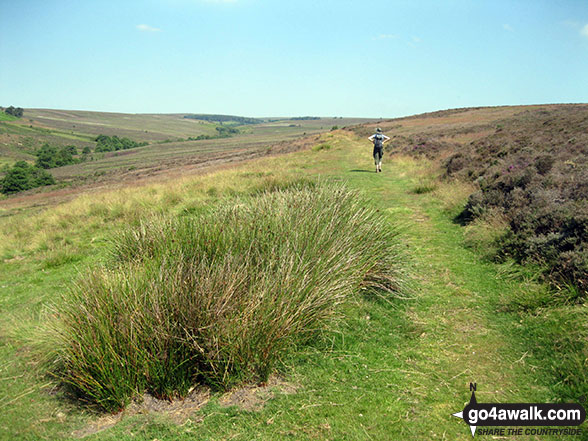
[{"xmin": 1, "ymin": 0, "xmax": 587, "ymax": 117}]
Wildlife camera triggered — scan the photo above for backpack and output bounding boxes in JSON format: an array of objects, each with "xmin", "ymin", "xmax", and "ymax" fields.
[{"xmin": 373, "ymin": 133, "xmax": 384, "ymax": 148}]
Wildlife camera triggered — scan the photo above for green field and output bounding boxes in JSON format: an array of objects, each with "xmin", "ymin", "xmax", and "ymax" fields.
[{"xmin": 0, "ymin": 107, "xmax": 586, "ymax": 440}]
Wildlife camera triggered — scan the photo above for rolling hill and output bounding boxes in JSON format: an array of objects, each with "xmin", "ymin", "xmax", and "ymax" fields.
[{"xmin": 0, "ymin": 109, "xmax": 372, "ymax": 206}]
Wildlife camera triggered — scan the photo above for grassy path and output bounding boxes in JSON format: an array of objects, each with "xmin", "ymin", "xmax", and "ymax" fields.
[
  {"xmin": 1, "ymin": 132, "xmax": 579, "ymax": 440},
  {"xmin": 322, "ymin": 135, "xmax": 559, "ymax": 439}
]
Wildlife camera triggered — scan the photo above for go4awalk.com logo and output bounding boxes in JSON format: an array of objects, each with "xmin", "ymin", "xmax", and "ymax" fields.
[{"xmin": 452, "ymin": 383, "xmax": 586, "ymax": 437}]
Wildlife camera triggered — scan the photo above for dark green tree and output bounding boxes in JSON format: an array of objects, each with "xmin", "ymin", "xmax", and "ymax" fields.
[
  {"xmin": 215, "ymin": 126, "xmax": 239, "ymax": 138},
  {"xmin": 1, "ymin": 161, "xmax": 55, "ymax": 194},
  {"xmin": 4, "ymin": 106, "xmax": 23, "ymax": 117},
  {"xmin": 64, "ymin": 145, "xmax": 78, "ymax": 156},
  {"xmin": 55, "ymin": 147, "xmax": 74, "ymax": 166},
  {"xmin": 31, "ymin": 167, "xmax": 55, "ymax": 186},
  {"xmin": 94, "ymin": 134, "xmax": 141, "ymax": 152},
  {"xmin": 34, "ymin": 144, "xmax": 76, "ymax": 168},
  {"xmin": 1, "ymin": 161, "xmax": 33, "ymax": 194},
  {"xmin": 35, "ymin": 144, "xmax": 58, "ymax": 169},
  {"xmin": 95, "ymin": 134, "xmax": 110, "ymax": 144}
]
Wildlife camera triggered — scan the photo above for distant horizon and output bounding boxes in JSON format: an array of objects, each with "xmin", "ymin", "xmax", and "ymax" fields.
[{"xmin": 9, "ymin": 101, "xmax": 588, "ymax": 120}]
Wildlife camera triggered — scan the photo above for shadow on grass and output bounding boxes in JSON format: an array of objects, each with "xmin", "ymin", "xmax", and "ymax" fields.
[
  {"xmin": 349, "ymin": 169, "xmax": 376, "ymax": 173},
  {"xmin": 452, "ymin": 209, "xmax": 472, "ymax": 226}
]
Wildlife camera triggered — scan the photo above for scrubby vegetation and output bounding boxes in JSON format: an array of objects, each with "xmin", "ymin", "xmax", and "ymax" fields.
[
  {"xmin": 215, "ymin": 126, "xmax": 239, "ymax": 137},
  {"xmin": 0, "ymin": 160, "xmax": 55, "ymax": 194},
  {"xmin": 52, "ymin": 181, "xmax": 404, "ymax": 412},
  {"xmin": 447, "ymin": 107, "xmax": 588, "ymax": 294},
  {"xmin": 94, "ymin": 134, "xmax": 146, "ymax": 152},
  {"xmin": 397, "ymin": 106, "xmax": 588, "ymax": 294}
]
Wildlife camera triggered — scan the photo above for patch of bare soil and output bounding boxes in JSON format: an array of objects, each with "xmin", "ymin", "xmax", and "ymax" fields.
[
  {"xmin": 71, "ymin": 413, "xmax": 122, "ymax": 439},
  {"xmin": 127, "ymin": 386, "xmax": 211, "ymax": 424},
  {"xmin": 71, "ymin": 387, "xmax": 210, "ymax": 438},
  {"xmin": 218, "ymin": 376, "xmax": 298, "ymax": 412},
  {"xmin": 71, "ymin": 376, "xmax": 297, "ymax": 438}
]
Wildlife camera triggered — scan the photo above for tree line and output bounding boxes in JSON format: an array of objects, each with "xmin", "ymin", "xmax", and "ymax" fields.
[
  {"xmin": 34, "ymin": 135, "xmax": 146, "ymax": 168},
  {"xmin": 35, "ymin": 144, "xmax": 87, "ymax": 169},
  {"xmin": 1, "ymin": 135, "xmax": 146, "ymax": 195},
  {"xmin": 183, "ymin": 114, "xmax": 261, "ymax": 124},
  {"xmin": 0, "ymin": 142, "xmax": 85, "ymax": 194},
  {"xmin": 0, "ymin": 161, "xmax": 54, "ymax": 194},
  {"xmin": 94, "ymin": 135, "xmax": 146, "ymax": 152},
  {"xmin": 2, "ymin": 106, "xmax": 24, "ymax": 118},
  {"xmin": 172, "ymin": 126, "xmax": 240, "ymax": 142}
]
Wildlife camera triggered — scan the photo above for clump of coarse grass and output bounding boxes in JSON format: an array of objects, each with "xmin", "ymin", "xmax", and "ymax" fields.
[
  {"xmin": 51, "ymin": 181, "xmax": 405, "ymax": 412},
  {"xmin": 463, "ymin": 209, "xmax": 509, "ymax": 258},
  {"xmin": 312, "ymin": 143, "xmax": 331, "ymax": 151},
  {"xmin": 410, "ymin": 179, "xmax": 438, "ymax": 194},
  {"xmin": 432, "ymin": 180, "xmax": 477, "ymax": 215}
]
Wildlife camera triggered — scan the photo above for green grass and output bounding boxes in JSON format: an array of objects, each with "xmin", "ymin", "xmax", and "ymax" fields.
[
  {"xmin": 0, "ymin": 129, "xmax": 585, "ymax": 440},
  {"xmin": 0, "ymin": 113, "xmax": 18, "ymax": 122},
  {"xmin": 6, "ymin": 123, "xmax": 96, "ymax": 142}
]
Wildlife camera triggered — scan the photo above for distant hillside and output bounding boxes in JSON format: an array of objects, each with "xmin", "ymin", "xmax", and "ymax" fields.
[
  {"xmin": 0, "ymin": 108, "xmax": 373, "ymax": 202},
  {"xmin": 183, "ymin": 114, "xmax": 263, "ymax": 125}
]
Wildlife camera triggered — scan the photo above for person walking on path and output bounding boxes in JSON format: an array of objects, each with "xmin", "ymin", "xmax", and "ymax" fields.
[{"xmin": 368, "ymin": 127, "xmax": 390, "ymax": 173}]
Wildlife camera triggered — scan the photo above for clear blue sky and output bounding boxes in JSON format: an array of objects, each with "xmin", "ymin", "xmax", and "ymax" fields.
[{"xmin": 1, "ymin": 0, "xmax": 587, "ymax": 117}]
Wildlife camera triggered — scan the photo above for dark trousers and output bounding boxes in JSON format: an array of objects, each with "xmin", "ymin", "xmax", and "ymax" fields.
[{"xmin": 373, "ymin": 146, "xmax": 383, "ymax": 164}]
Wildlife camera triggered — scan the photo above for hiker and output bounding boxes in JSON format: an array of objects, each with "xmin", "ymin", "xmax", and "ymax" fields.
[{"xmin": 368, "ymin": 127, "xmax": 390, "ymax": 173}]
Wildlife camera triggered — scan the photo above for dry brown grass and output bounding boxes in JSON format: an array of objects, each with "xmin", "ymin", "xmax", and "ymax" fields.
[
  {"xmin": 432, "ymin": 180, "xmax": 477, "ymax": 214},
  {"xmin": 463, "ymin": 209, "xmax": 510, "ymax": 255}
]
